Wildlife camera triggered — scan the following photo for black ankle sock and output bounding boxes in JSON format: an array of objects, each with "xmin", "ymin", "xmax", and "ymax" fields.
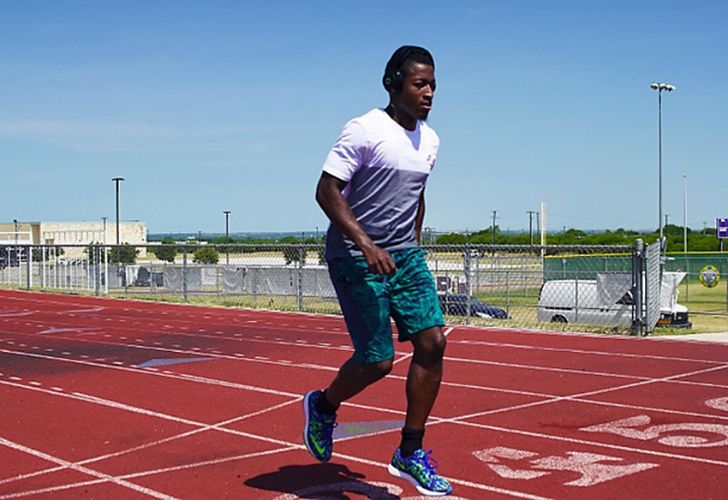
[
  {"xmin": 316, "ymin": 390, "xmax": 339, "ymax": 414},
  {"xmin": 399, "ymin": 427, "xmax": 425, "ymax": 457}
]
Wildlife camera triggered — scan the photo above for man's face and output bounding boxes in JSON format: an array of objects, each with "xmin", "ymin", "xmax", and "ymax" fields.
[{"xmin": 393, "ymin": 62, "xmax": 436, "ymax": 123}]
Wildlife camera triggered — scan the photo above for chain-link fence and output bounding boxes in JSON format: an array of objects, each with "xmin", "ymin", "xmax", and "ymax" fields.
[{"xmin": 2, "ymin": 242, "xmax": 726, "ymax": 334}]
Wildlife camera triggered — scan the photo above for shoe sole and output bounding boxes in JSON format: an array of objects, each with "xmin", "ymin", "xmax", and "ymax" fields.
[
  {"xmin": 387, "ymin": 463, "xmax": 451, "ymax": 496},
  {"xmin": 303, "ymin": 391, "xmax": 330, "ymax": 462}
]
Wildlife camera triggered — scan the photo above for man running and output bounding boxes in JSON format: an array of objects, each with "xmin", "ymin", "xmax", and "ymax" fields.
[{"xmin": 304, "ymin": 45, "xmax": 452, "ymax": 496}]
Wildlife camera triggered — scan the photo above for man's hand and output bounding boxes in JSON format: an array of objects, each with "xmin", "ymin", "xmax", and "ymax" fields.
[{"xmin": 361, "ymin": 244, "xmax": 396, "ymax": 275}]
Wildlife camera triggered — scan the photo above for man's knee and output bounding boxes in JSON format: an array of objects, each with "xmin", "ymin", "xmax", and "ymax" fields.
[
  {"xmin": 413, "ymin": 327, "xmax": 447, "ymax": 361},
  {"xmin": 365, "ymin": 358, "xmax": 394, "ymax": 380}
]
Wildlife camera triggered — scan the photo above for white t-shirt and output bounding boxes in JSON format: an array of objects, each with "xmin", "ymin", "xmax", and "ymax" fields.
[{"xmin": 322, "ymin": 108, "xmax": 440, "ymax": 258}]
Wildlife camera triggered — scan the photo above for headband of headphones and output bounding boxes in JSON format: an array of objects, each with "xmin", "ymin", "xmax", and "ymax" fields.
[{"xmin": 382, "ymin": 45, "xmax": 434, "ymax": 92}]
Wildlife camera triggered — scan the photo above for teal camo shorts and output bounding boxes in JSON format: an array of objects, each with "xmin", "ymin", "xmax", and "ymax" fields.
[{"xmin": 327, "ymin": 247, "xmax": 445, "ymax": 364}]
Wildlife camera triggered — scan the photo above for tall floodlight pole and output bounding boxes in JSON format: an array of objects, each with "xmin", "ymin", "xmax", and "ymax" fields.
[
  {"xmin": 527, "ymin": 211, "xmax": 537, "ymax": 246},
  {"xmin": 650, "ymin": 82, "xmax": 675, "ymax": 258},
  {"xmin": 112, "ymin": 177, "xmax": 125, "ymax": 246},
  {"xmin": 491, "ymin": 210, "xmax": 497, "ymax": 245},
  {"xmin": 683, "ymin": 173, "xmax": 688, "ymax": 253},
  {"xmin": 223, "ymin": 210, "xmax": 231, "ymax": 265}
]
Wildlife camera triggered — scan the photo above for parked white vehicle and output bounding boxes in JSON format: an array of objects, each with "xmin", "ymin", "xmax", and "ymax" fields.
[{"xmin": 537, "ymin": 272, "xmax": 691, "ymax": 328}]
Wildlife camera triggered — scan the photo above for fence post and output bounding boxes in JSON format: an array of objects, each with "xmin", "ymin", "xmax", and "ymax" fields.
[
  {"xmin": 26, "ymin": 245, "xmax": 31, "ymax": 290},
  {"xmin": 464, "ymin": 245, "xmax": 472, "ymax": 324},
  {"xmin": 631, "ymin": 239, "xmax": 645, "ymax": 336},
  {"xmin": 41, "ymin": 246, "xmax": 46, "ymax": 289},
  {"xmin": 104, "ymin": 244, "xmax": 109, "ymax": 294},
  {"xmin": 505, "ymin": 269, "xmax": 511, "ymax": 315},
  {"xmin": 574, "ymin": 276, "xmax": 579, "ymax": 324},
  {"xmin": 183, "ymin": 246, "xmax": 188, "ymax": 302},
  {"xmin": 475, "ymin": 252, "xmax": 480, "ymax": 292},
  {"xmin": 94, "ymin": 244, "xmax": 101, "ymax": 296},
  {"xmin": 298, "ymin": 244, "xmax": 304, "ymax": 311},
  {"xmin": 685, "ymin": 256, "xmax": 689, "ymax": 303}
]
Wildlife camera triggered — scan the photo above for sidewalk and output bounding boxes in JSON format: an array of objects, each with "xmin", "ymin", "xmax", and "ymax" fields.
[{"xmin": 663, "ymin": 331, "xmax": 728, "ymax": 343}]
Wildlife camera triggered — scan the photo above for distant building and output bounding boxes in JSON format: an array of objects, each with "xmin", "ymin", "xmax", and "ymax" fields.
[{"xmin": 0, "ymin": 221, "xmax": 148, "ymax": 258}]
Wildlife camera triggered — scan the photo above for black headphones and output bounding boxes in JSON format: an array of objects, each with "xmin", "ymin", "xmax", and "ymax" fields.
[
  {"xmin": 383, "ymin": 70, "xmax": 404, "ymax": 92},
  {"xmin": 382, "ymin": 46, "xmax": 417, "ymax": 93}
]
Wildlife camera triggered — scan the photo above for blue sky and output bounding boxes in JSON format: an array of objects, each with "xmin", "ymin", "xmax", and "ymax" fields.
[{"xmin": 1, "ymin": 1, "xmax": 726, "ymax": 235}]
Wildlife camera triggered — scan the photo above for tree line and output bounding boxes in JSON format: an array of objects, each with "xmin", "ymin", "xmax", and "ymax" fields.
[
  {"xmin": 134, "ymin": 226, "xmax": 723, "ymax": 266},
  {"xmin": 432, "ymin": 224, "xmax": 722, "ymax": 251}
]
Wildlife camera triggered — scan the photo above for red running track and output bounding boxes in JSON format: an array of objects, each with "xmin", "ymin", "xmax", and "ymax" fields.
[{"xmin": 1, "ymin": 289, "xmax": 727, "ymax": 499}]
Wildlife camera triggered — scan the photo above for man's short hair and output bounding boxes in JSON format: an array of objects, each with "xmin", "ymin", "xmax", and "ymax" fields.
[{"xmin": 382, "ymin": 45, "xmax": 435, "ymax": 92}]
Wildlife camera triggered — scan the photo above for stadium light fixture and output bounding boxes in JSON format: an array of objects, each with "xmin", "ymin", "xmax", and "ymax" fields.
[
  {"xmin": 223, "ymin": 211, "xmax": 231, "ymax": 239},
  {"xmin": 650, "ymin": 81, "xmax": 676, "ymax": 266}
]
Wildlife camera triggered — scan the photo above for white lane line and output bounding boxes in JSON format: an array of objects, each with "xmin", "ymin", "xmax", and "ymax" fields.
[
  {"xmin": 449, "ymin": 338, "xmax": 727, "ymax": 366},
  {"xmin": 0, "ymin": 437, "xmax": 176, "ymax": 500},
  {"xmin": 0, "ymin": 446, "xmax": 299, "ymax": 499},
  {"xmin": 121, "ymin": 445, "xmax": 300, "ymax": 481},
  {"xmin": 455, "ymin": 418, "xmax": 728, "ymax": 468},
  {"xmin": 23, "ymin": 372, "xmax": 728, "ymax": 476},
  {"xmin": 330, "ymin": 450, "xmax": 551, "ymax": 500},
  {"xmin": 2, "ymin": 339, "xmax": 728, "ymax": 425},
  {"xmin": 0, "ymin": 379, "xmax": 546, "ymax": 500},
  {"xmin": 437, "ymin": 363, "xmax": 728, "ymax": 425},
  {"xmin": 0, "ymin": 348, "xmax": 300, "ymax": 398},
  {"xmin": 2, "ymin": 379, "xmax": 301, "ymax": 449},
  {"xmin": 0, "ymin": 397, "xmax": 302, "ymax": 488},
  {"xmin": 57, "ymin": 306, "xmax": 106, "ymax": 315},
  {"xmin": 8, "ymin": 298, "xmax": 728, "ymax": 370},
  {"xmin": 22, "ymin": 323, "xmax": 715, "ymax": 388}
]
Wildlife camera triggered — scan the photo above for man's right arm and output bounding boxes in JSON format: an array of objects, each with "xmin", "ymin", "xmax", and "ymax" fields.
[{"xmin": 316, "ymin": 172, "xmax": 396, "ymax": 275}]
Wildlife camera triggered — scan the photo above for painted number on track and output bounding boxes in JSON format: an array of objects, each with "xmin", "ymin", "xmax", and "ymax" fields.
[
  {"xmin": 473, "ymin": 447, "xmax": 658, "ymax": 487},
  {"xmin": 580, "ymin": 415, "xmax": 728, "ymax": 448},
  {"xmin": 706, "ymin": 396, "xmax": 728, "ymax": 413}
]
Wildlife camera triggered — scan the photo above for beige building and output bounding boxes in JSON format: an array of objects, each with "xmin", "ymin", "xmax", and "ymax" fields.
[{"xmin": 0, "ymin": 220, "xmax": 148, "ymax": 258}]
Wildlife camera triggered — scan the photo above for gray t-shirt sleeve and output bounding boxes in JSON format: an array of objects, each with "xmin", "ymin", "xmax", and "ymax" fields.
[{"xmin": 322, "ymin": 120, "xmax": 367, "ymax": 183}]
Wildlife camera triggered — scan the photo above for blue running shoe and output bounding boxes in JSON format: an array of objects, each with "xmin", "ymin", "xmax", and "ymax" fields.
[
  {"xmin": 303, "ymin": 390, "xmax": 337, "ymax": 462},
  {"xmin": 388, "ymin": 448, "xmax": 453, "ymax": 496}
]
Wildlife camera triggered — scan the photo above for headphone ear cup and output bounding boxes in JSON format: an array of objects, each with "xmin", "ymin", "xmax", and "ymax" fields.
[{"xmin": 392, "ymin": 70, "xmax": 404, "ymax": 92}]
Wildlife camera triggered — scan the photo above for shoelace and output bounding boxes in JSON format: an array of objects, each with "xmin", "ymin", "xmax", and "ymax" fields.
[
  {"xmin": 420, "ymin": 449, "xmax": 439, "ymax": 473},
  {"xmin": 315, "ymin": 412, "xmax": 338, "ymax": 435}
]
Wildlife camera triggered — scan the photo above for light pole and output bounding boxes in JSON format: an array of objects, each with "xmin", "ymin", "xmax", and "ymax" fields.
[
  {"xmin": 650, "ymin": 82, "xmax": 675, "ymax": 255},
  {"xmin": 491, "ymin": 210, "xmax": 497, "ymax": 245},
  {"xmin": 683, "ymin": 173, "xmax": 688, "ymax": 253},
  {"xmin": 223, "ymin": 210, "xmax": 231, "ymax": 265},
  {"xmin": 111, "ymin": 177, "xmax": 125, "ymax": 246},
  {"xmin": 527, "ymin": 211, "xmax": 537, "ymax": 246}
]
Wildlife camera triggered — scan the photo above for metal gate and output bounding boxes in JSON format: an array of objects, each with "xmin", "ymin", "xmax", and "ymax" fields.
[
  {"xmin": 644, "ymin": 241, "xmax": 662, "ymax": 333},
  {"xmin": 633, "ymin": 240, "xmax": 662, "ymax": 336}
]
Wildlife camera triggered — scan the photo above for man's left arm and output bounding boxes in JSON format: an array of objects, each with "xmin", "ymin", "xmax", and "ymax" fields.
[{"xmin": 415, "ymin": 189, "xmax": 426, "ymax": 244}]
